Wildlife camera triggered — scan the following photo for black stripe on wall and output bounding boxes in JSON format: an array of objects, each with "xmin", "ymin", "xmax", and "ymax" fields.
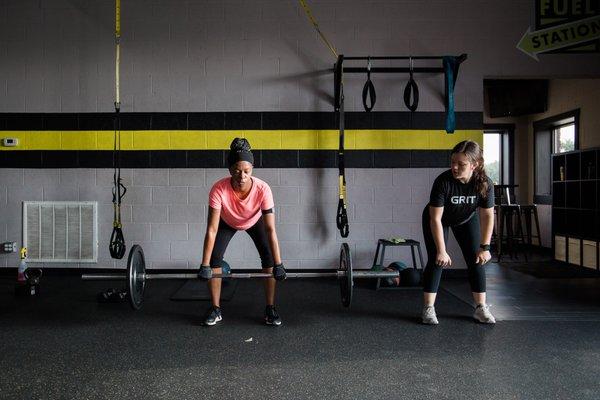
[
  {"xmin": 0, "ymin": 112, "xmax": 483, "ymax": 131},
  {"xmin": 0, "ymin": 150, "xmax": 451, "ymax": 169}
]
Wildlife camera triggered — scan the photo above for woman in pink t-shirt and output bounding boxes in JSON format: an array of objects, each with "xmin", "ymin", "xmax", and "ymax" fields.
[{"xmin": 199, "ymin": 138, "xmax": 286, "ymax": 326}]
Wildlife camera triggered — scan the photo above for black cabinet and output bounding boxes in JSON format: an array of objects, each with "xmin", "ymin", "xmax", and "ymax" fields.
[{"xmin": 552, "ymin": 149, "xmax": 600, "ymax": 270}]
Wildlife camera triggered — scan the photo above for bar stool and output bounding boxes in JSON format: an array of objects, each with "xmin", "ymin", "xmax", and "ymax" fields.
[
  {"xmin": 497, "ymin": 204, "xmax": 528, "ymax": 262},
  {"xmin": 520, "ymin": 204, "xmax": 542, "ymax": 247}
]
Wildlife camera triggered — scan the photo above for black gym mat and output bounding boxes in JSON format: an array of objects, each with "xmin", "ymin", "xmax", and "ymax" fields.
[
  {"xmin": 506, "ymin": 261, "xmax": 599, "ymax": 279},
  {"xmin": 170, "ymin": 279, "xmax": 238, "ymax": 301}
]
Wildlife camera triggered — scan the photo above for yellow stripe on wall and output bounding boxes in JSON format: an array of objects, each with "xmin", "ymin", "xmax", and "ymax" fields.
[{"xmin": 0, "ymin": 130, "xmax": 483, "ymax": 150}]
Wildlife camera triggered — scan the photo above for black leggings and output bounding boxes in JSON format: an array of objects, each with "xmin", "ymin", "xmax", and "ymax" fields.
[
  {"xmin": 422, "ymin": 207, "xmax": 486, "ymax": 293},
  {"xmin": 210, "ymin": 216, "xmax": 274, "ymax": 269}
]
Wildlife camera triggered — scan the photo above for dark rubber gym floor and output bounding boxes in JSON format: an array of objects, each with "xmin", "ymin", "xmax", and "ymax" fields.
[{"xmin": 2, "ymin": 264, "xmax": 600, "ymax": 400}]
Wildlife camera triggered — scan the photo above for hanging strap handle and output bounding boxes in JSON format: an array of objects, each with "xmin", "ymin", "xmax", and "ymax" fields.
[
  {"xmin": 109, "ymin": 112, "xmax": 127, "ymax": 260},
  {"xmin": 362, "ymin": 56, "xmax": 376, "ymax": 112},
  {"xmin": 403, "ymin": 56, "xmax": 419, "ymax": 112}
]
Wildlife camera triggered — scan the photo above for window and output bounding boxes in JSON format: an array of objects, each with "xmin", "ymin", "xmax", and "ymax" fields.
[
  {"xmin": 533, "ymin": 110, "xmax": 579, "ymax": 204},
  {"xmin": 553, "ymin": 123, "xmax": 575, "ymax": 153},
  {"xmin": 484, "ymin": 132, "xmax": 501, "ymax": 184},
  {"xmin": 483, "ymin": 124, "xmax": 514, "ymax": 185}
]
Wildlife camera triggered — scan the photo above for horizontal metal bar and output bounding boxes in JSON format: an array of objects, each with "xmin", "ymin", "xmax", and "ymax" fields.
[
  {"xmin": 285, "ymin": 272, "xmax": 339, "ymax": 278},
  {"xmin": 343, "ymin": 56, "xmax": 447, "ymax": 60},
  {"xmin": 82, "ymin": 272, "xmax": 341, "ymax": 280},
  {"xmin": 146, "ymin": 273, "xmax": 198, "ymax": 279},
  {"xmin": 353, "ymin": 271, "xmax": 399, "ymax": 278},
  {"xmin": 82, "ymin": 270, "xmax": 400, "ymax": 281},
  {"xmin": 342, "ymin": 67, "xmax": 444, "ymax": 74},
  {"xmin": 82, "ymin": 274, "xmax": 126, "ymax": 280},
  {"xmin": 146, "ymin": 272, "xmax": 340, "ymax": 279}
]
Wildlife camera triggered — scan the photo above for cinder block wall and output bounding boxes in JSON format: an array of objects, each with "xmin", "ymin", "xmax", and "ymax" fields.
[
  {"xmin": 3, "ymin": 0, "xmax": 599, "ymax": 114},
  {"xmin": 1, "ymin": 1, "xmax": 600, "ymax": 270},
  {"xmin": 0, "ymin": 167, "xmax": 461, "ymax": 269}
]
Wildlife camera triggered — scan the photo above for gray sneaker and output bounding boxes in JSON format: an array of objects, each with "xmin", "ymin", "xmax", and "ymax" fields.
[
  {"xmin": 422, "ymin": 305, "xmax": 439, "ymax": 325},
  {"xmin": 473, "ymin": 304, "xmax": 496, "ymax": 324}
]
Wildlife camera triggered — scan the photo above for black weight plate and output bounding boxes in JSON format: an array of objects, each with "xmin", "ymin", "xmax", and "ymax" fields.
[
  {"xmin": 127, "ymin": 244, "xmax": 146, "ymax": 310},
  {"xmin": 339, "ymin": 242, "xmax": 353, "ymax": 308}
]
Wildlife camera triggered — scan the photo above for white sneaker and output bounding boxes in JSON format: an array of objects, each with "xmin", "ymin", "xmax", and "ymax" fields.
[
  {"xmin": 422, "ymin": 305, "xmax": 439, "ymax": 325},
  {"xmin": 473, "ymin": 304, "xmax": 496, "ymax": 324}
]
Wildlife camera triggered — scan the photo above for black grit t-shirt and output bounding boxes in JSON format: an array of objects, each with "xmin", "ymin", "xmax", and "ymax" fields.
[{"xmin": 429, "ymin": 170, "xmax": 495, "ymax": 226}]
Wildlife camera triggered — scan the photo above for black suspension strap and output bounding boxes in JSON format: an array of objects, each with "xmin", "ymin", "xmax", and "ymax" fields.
[
  {"xmin": 109, "ymin": 0, "xmax": 126, "ymax": 260},
  {"xmin": 361, "ymin": 56, "xmax": 376, "ymax": 112},
  {"xmin": 403, "ymin": 56, "xmax": 419, "ymax": 112},
  {"xmin": 110, "ymin": 110, "xmax": 126, "ymax": 259},
  {"xmin": 335, "ymin": 55, "xmax": 349, "ymax": 238}
]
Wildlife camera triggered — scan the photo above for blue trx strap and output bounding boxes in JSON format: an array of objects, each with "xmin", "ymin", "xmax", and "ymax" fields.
[{"xmin": 443, "ymin": 56, "xmax": 459, "ymax": 133}]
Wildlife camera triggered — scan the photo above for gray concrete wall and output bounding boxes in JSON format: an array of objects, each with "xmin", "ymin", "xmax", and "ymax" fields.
[{"xmin": 2, "ymin": 0, "xmax": 600, "ymax": 114}]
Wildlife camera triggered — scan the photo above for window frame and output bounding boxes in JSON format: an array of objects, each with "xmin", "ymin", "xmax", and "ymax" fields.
[
  {"xmin": 483, "ymin": 123, "xmax": 515, "ymax": 186},
  {"xmin": 552, "ymin": 122, "xmax": 577, "ymax": 154},
  {"xmin": 533, "ymin": 109, "xmax": 580, "ymax": 204}
]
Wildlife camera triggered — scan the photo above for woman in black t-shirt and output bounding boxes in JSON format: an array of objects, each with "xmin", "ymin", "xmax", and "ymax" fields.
[{"xmin": 421, "ymin": 140, "xmax": 496, "ymax": 325}]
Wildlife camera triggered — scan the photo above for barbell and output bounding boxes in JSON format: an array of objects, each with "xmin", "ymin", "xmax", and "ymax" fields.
[{"xmin": 81, "ymin": 243, "xmax": 403, "ymax": 310}]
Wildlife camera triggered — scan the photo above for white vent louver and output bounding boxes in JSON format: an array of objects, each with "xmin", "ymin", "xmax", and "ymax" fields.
[{"xmin": 23, "ymin": 201, "xmax": 98, "ymax": 263}]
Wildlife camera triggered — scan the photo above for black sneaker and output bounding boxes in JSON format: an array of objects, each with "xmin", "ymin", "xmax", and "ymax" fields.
[
  {"xmin": 265, "ymin": 305, "xmax": 282, "ymax": 326},
  {"xmin": 204, "ymin": 306, "xmax": 222, "ymax": 326}
]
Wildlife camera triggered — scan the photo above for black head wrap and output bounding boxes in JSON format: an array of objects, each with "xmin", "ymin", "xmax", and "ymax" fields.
[{"xmin": 227, "ymin": 138, "xmax": 254, "ymax": 167}]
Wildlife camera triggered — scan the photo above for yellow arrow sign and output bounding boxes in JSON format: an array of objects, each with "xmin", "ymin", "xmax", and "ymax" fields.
[{"xmin": 517, "ymin": 14, "xmax": 600, "ymax": 60}]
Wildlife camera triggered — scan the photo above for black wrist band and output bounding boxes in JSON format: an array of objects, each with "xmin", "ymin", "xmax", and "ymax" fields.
[{"xmin": 479, "ymin": 244, "xmax": 491, "ymax": 251}]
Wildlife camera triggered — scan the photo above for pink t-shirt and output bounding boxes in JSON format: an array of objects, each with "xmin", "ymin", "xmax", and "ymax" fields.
[{"xmin": 209, "ymin": 176, "xmax": 275, "ymax": 230}]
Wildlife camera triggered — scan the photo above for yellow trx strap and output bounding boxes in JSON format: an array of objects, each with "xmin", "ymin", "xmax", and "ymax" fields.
[
  {"xmin": 115, "ymin": 0, "xmax": 121, "ymax": 110},
  {"xmin": 298, "ymin": 0, "xmax": 338, "ymax": 59}
]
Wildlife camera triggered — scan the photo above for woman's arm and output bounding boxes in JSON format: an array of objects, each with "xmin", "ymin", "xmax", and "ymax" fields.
[
  {"xmin": 429, "ymin": 205, "xmax": 451, "ymax": 267},
  {"xmin": 475, "ymin": 207, "xmax": 494, "ymax": 265},
  {"xmin": 479, "ymin": 207, "xmax": 494, "ymax": 245},
  {"xmin": 263, "ymin": 213, "xmax": 282, "ymax": 265},
  {"xmin": 201, "ymin": 207, "xmax": 221, "ymax": 266}
]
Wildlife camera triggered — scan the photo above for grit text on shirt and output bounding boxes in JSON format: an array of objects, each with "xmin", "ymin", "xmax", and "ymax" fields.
[{"xmin": 450, "ymin": 195, "xmax": 477, "ymax": 204}]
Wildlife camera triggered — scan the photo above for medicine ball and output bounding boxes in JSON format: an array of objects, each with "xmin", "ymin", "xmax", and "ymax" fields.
[
  {"xmin": 387, "ymin": 261, "xmax": 408, "ymax": 272},
  {"xmin": 383, "ymin": 261, "xmax": 407, "ymax": 286},
  {"xmin": 400, "ymin": 268, "xmax": 422, "ymax": 287}
]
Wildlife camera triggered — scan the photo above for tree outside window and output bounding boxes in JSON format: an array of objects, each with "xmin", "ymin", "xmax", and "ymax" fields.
[{"xmin": 553, "ymin": 124, "xmax": 575, "ymax": 154}]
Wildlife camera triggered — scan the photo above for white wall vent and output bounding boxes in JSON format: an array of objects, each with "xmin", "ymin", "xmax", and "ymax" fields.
[{"xmin": 23, "ymin": 201, "xmax": 98, "ymax": 263}]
